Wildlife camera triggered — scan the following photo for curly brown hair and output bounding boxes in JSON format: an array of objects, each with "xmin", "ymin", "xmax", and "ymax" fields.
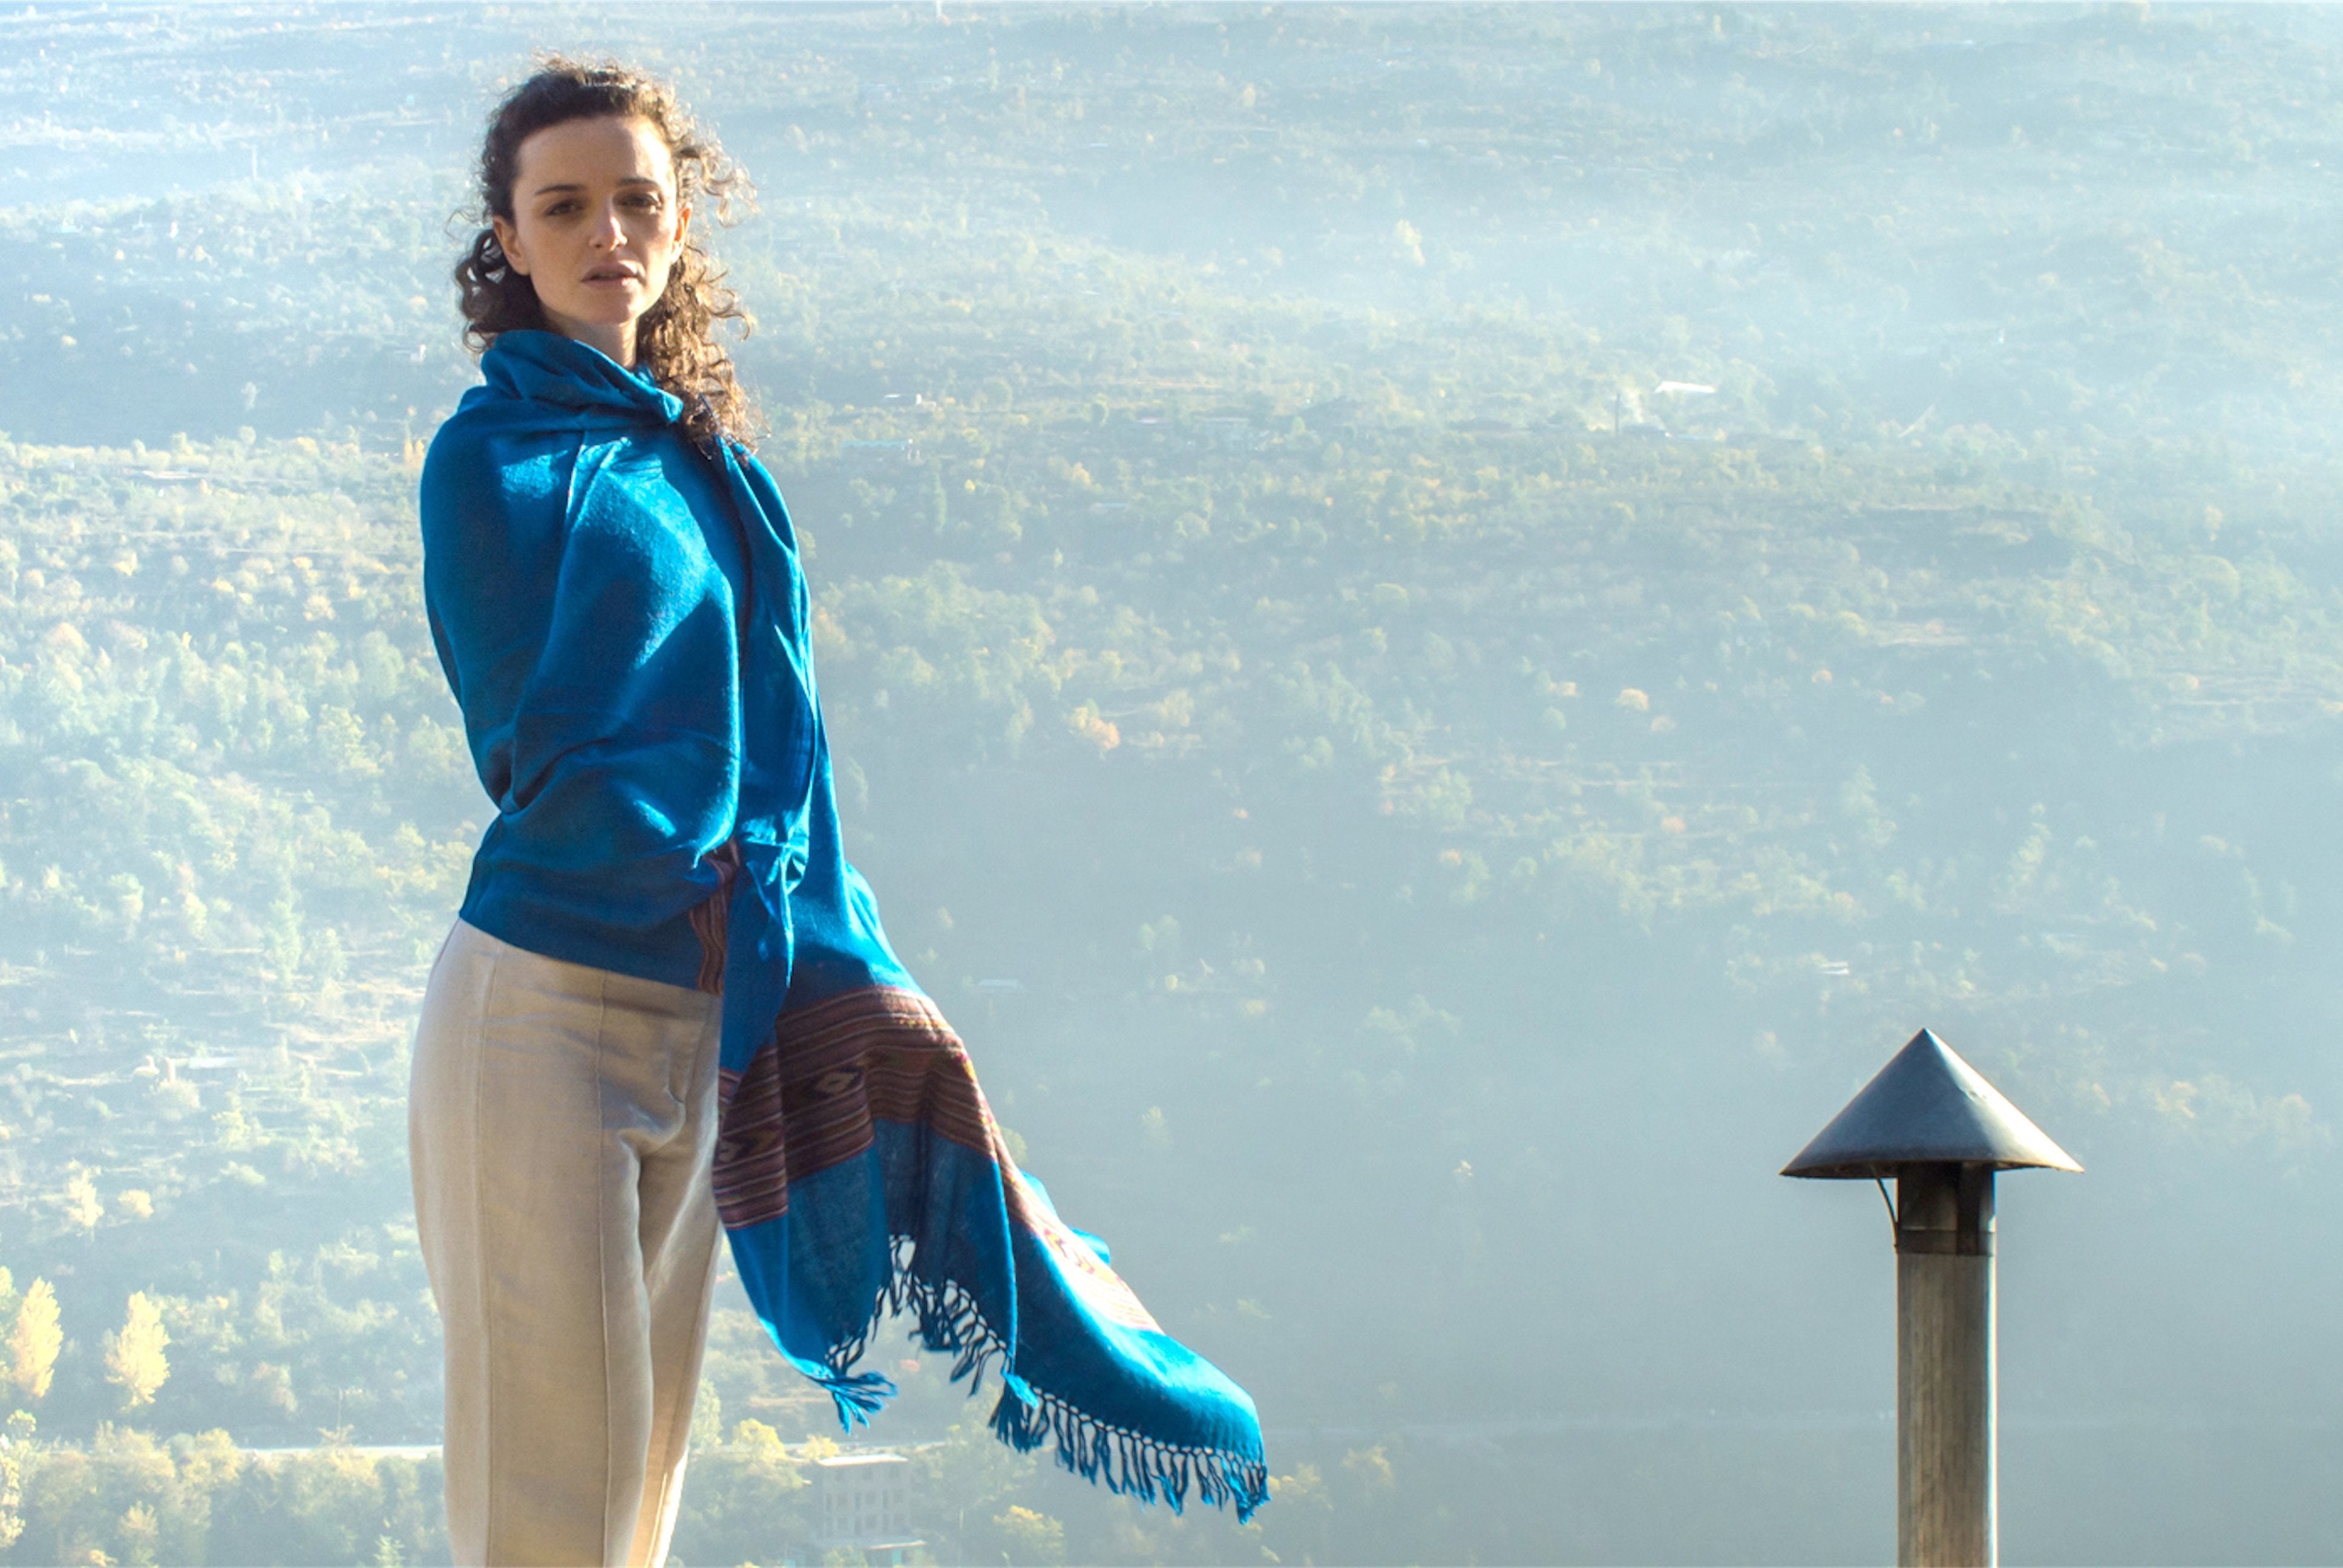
[{"xmin": 455, "ymin": 57, "xmax": 758, "ymax": 448}]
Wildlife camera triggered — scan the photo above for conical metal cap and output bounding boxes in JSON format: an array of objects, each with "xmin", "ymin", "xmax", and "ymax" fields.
[{"xmin": 1781, "ymin": 1028, "xmax": 2083, "ymax": 1179}]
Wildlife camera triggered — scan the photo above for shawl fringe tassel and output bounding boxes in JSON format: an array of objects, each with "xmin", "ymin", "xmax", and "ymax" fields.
[{"xmin": 804, "ymin": 1235, "xmax": 1270, "ymax": 1523}]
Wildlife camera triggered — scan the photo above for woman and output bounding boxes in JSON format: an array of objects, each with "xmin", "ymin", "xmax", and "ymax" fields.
[{"xmin": 415, "ymin": 59, "xmax": 1263, "ymax": 1568}]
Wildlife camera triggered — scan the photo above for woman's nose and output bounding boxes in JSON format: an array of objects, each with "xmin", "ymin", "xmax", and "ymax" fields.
[{"xmin": 591, "ymin": 202, "xmax": 626, "ymax": 247}]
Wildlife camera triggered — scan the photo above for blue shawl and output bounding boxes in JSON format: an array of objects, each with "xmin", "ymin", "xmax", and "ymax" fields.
[{"xmin": 424, "ymin": 331, "xmax": 1267, "ymax": 1519}]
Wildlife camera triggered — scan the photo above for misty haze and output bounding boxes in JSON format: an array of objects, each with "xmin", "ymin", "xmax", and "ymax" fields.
[{"xmin": 2, "ymin": 3, "xmax": 2341, "ymax": 1563}]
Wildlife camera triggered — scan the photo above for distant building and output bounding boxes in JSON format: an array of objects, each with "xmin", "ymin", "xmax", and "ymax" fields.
[
  {"xmin": 1199, "ymin": 416, "xmax": 1256, "ymax": 449},
  {"xmin": 814, "ymin": 1452, "xmax": 921, "ymax": 1564}
]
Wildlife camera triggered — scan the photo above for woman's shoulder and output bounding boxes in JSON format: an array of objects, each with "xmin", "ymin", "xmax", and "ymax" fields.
[
  {"xmin": 419, "ymin": 402, "xmax": 582, "ymax": 541},
  {"xmin": 719, "ymin": 436, "xmax": 790, "ymax": 506},
  {"xmin": 423, "ymin": 379, "xmax": 594, "ymax": 475}
]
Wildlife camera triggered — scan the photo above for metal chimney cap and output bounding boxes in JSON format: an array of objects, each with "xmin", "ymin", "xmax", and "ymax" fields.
[{"xmin": 1781, "ymin": 1028, "xmax": 2083, "ymax": 1179}]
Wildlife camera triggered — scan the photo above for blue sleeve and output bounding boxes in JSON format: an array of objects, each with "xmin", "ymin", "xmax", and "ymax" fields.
[
  {"xmin": 420, "ymin": 418, "xmax": 737, "ymax": 950},
  {"xmin": 419, "ymin": 420, "xmax": 574, "ymax": 806}
]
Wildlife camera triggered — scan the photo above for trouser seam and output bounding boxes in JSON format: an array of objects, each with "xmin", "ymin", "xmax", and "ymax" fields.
[
  {"xmin": 471, "ymin": 931, "xmax": 504, "ymax": 1566},
  {"xmin": 639, "ymin": 1004, "xmax": 722, "ymax": 1565},
  {"xmin": 595, "ymin": 966, "xmax": 620, "ymax": 1566}
]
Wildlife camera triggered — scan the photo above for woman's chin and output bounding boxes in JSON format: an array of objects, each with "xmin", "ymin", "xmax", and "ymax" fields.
[{"xmin": 548, "ymin": 290, "xmax": 644, "ymax": 325}]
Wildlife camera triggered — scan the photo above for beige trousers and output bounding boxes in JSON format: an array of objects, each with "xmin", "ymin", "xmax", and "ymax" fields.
[{"xmin": 411, "ymin": 918, "xmax": 723, "ymax": 1568}]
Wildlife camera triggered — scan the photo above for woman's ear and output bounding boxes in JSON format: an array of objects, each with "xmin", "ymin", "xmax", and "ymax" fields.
[
  {"xmin": 675, "ymin": 200, "xmax": 692, "ymax": 245},
  {"xmin": 491, "ymin": 214, "xmax": 531, "ymax": 276}
]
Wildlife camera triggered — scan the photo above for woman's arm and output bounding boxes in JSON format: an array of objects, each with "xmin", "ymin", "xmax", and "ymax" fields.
[{"xmin": 421, "ymin": 420, "xmax": 739, "ymax": 952}]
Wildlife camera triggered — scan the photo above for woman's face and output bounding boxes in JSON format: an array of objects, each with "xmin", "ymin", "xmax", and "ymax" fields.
[{"xmin": 491, "ymin": 115, "xmax": 691, "ymax": 367}]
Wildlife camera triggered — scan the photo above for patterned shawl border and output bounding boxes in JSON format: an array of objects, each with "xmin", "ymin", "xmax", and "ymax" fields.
[
  {"xmin": 687, "ymin": 837, "xmax": 742, "ymax": 996},
  {"xmin": 714, "ymin": 984, "xmax": 1267, "ymax": 1521},
  {"xmin": 713, "ymin": 984, "xmax": 1002, "ymax": 1230}
]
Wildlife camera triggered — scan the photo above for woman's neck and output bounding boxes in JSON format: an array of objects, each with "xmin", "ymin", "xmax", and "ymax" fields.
[{"xmin": 543, "ymin": 310, "xmax": 637, "ymax": 368}]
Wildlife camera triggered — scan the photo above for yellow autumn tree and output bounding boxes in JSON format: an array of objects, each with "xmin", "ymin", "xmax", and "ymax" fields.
[
  {"xmin": 9, "ymin": 1282, "xmax": 59, "ymax": 1401},
  {"xmin": 994, "ymin": 1505, "xmax": 1067, "ymax": 1566},
  {"xmin": 61, "ymin": 1171, "xmax": 100, "ymax": 1236},
  {"xmin": 104, "ymin": 1290, "xmax": 169, "ymax": 1410}
]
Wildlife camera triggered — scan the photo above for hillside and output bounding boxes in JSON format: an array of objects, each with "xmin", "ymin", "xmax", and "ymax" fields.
[{"xmin": 4, "ymin": 5, "xmax": 2343, "ymax": 1564}]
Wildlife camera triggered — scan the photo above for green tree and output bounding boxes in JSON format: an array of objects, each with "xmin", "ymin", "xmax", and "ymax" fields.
[{"xmin": 667, "ymin": 1419, "xmax": 811, "ymax": 1566}]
